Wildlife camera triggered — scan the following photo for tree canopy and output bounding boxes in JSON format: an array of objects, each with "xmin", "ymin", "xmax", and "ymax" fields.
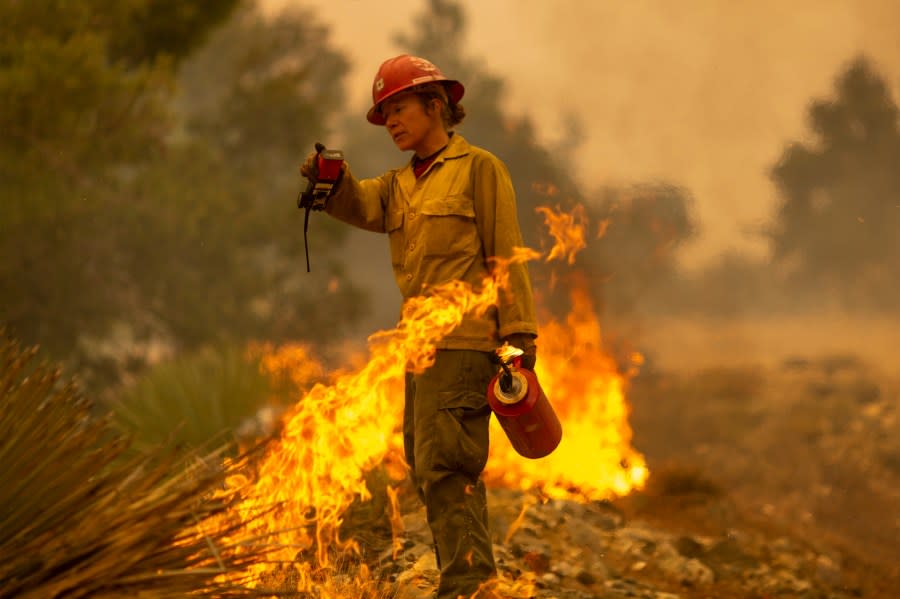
[
  {"xmin": 0, "ymin": 0, "xmax": 365, "ymax": 387},
  {"xmin": 770, "ymin": 57, "xmax": 900, "ymax": 309}
]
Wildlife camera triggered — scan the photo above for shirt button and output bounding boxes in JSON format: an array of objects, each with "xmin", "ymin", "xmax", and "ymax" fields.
[
  {"xmin": 408, "ymin": 242, "xmax": 415, "ymax": 250},
  {"xmin": 409, "ymin": 210, "xmax": 416, "ymax": 219},
  {"xmin": 406, "ymin": 273, "xmax": 413, "ymax": 281}
]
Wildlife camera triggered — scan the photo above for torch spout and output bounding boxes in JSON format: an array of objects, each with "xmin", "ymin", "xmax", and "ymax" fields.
[
  {"xmin": 495, "ymin": 341, "xmax": 524, "ymax": 393},
  {"xmin": 499, "ymin": 361, "xmax": 514, "ymax": 393}
]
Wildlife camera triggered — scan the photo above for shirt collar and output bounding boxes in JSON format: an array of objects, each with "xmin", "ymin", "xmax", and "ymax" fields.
[
  {"xmin": 440, "ymin": 132, "xmax": 470, "ymax": 161},
  {"xmin": 406, "ymin": 132, "xmax": 470, "ymax": 169}
]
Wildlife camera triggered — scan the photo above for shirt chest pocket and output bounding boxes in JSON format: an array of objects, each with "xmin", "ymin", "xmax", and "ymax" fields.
[{"xmin": 420, "ymin": 194, "xmax": 480, "ymax": 258}]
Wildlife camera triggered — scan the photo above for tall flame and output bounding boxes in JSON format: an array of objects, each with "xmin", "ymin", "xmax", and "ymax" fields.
[
  {"xmin": 485, "ymin": 273, "xmax": 647, "ymax": 499},
  {"xmin": 200, "ymin": 205, "xmax": 647, "ymax": 594}
]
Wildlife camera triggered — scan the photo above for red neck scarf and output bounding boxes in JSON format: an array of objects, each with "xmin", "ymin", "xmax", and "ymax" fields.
[{"xmin": 412, "ymin": 138, "xmax": 450, "ymax": 178}]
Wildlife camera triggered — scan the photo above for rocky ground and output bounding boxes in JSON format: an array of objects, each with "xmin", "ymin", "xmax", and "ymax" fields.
[
  {"xmin": 628, "ymin": 353, "xmax": 900, "ymax": 598},
  {"xmin": 348, "ymin": 352, "xmax": 899, "ymax": 598},
  {"xmin": 370, "ymin": 480, "xmax": 862, "ymax": 599}
]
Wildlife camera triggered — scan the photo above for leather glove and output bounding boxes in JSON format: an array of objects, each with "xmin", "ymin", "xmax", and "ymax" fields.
[
  {"xmin": 299, "ymin": 150, "xmax": 318, "ymax": 180},
  {"xmin": 502, "ymin": 333, "xmax": 537, "ymax": 371}
]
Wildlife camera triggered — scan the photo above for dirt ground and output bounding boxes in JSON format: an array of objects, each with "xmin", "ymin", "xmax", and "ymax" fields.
[{"xmin": 622, "ymin": 312, "xmax": 900, "ymax": 596}]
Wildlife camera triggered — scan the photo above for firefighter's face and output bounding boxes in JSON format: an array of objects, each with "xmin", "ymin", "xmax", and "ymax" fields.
[{"xmin": 381, "ymin": 93, "xmax": 444, "ymax": 156}]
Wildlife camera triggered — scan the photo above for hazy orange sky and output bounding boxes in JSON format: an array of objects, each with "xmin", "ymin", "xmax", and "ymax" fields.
[{"xmin": 266, "ymin": 0, "xmax": 900, "ymax": 268}]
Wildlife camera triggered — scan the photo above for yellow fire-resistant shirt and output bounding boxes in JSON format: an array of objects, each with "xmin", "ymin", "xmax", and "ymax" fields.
[{"xmin": 325, "ymin": 133, "xmax": 538, "ymax": 352}]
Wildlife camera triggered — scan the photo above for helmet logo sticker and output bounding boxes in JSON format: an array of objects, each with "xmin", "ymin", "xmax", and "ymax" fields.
[
  {"xmin": 410, "ymin": 57, "xmax": 438, "ymax": 72},
  {"xmin": 375, "ymin": 77, "xmax": 385, "ymax": 92}
]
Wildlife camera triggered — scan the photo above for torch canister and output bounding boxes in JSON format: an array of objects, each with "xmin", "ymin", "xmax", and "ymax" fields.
[{"xmin": 486, "ymin": 361, "xmax": 562, "ymax": 459}]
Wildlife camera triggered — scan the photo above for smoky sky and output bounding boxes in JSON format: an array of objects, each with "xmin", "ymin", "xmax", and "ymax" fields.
[{"xmin": 265, "ymin": 0, "xmax": 900, "ymax": 268}]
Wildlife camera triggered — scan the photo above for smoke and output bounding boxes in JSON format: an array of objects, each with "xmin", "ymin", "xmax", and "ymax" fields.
[
  {"xmin": 469, "ymin": 1, "xmax": 900, "ymax": 268},
  {"xmin": 262, "ymin": 0, "xmax": 900, "ymax": 370},
  {"xmin": 269, "ymin": 0, "xmax": 900, "ymax": 267}
]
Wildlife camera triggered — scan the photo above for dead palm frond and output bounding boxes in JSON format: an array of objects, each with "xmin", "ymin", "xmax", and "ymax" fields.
[{"xmin": 0, "ymin": 335, "xmax": 277, "ymax": 598}]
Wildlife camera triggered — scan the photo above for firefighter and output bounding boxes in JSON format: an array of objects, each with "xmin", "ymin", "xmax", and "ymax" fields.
[{"xmin": 301, "ymin": 54, "xmax": 538, "ymax": 599}]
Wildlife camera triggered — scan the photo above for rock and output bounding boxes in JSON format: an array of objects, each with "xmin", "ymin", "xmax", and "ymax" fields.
[
  {"xmin": 400, "ymin": 508, "xmax": 431, "ymax": 538},
  {"xmin": 603, "ymin": 577, "xmax": 662, "ymax": 598},
  {"xmin": 522, "ymin": 549, "xmax": 552, "ymax": 574},
  {"xmin": 610, "ymin": 525, "xmax": 660, "ymax": 558},
  {"xmin": 702, "ymin": 536, "xmax": 760, "ymax": 576},
  {"xmin": 540, "ymin": 571, "xmax": 561, "ymax": 586},
  {"xmin": 680, "ymin": 557, "xmax": 715, "ymax": 585},
  {"xmin": 770, "ymin": 544, "xmax": 806, "ymax": 572},
  {"xmin": 657, "ymin": 555, "xmax": 715, "ymax": 586},
  {"xmin": 550, "ymin": 559, "xmax": 578, "ymax": 579},
  {"xmin": 392, "ymin": 550, "xmax": 438, "ymax": 599},
  {"xmin": 815, "ymin": 553, "xmax": 842, "ymax": 587},
  {"xmin": 575, "ymin": 569, "xmax": 597, "ymax": 585},
  {"xmin": 564, "ymin": 517, "xmax": 609, "ymax": 557},
  {"xmin": 673, "ymin": 535, "xmax": 704, "ymax": 558},
  {"xmin": 771, "ymin": 569, "xmax": 813, "ymax": 593}
]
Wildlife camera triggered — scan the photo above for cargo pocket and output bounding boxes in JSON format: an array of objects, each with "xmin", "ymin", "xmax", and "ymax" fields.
[
  {"xmin": 385, "ymin": 208, "xmax": 404, "ymax": 267},
  {"xmin": 420, "ymin": 194, "xmax": 479, "ymax": 258},
  {"xmin": 434, "ymin": 388, "xmax": 491, "ymax": 477}
]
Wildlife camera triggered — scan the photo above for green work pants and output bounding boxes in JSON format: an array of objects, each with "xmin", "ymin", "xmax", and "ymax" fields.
[{"xmin": 404, "ymin": 349, "xmax": 497, "ymax": 599}]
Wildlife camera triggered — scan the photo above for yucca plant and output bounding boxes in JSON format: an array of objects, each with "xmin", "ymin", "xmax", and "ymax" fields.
[
  {"xmin": 110, "ymin": 345, "xmax": 278, "ymax": 457},
  {"xmin": 0, "ymin": 335, "xmax": 277, "ymax": 597}
]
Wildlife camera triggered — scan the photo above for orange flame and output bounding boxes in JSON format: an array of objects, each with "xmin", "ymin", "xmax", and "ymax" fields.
[
  {"xmin": 203, "ymin": 251, "xmax": 535, "ymax": 591},
  {"xmin": 536, "ymin": 204, "xmax": 588, "ymax": 264},
  {"xmin": 484, "ymin": 276, "xmax": 648, "ymax": 499},
  {"xmin": 200, "ymin": 204, "xmax": 646, "ymax": 594},
  {"xmin": 503, "ymin": 495, "xmax": 538, "ymax": 545},
  {"xmin": 384, "ymin": 485, "xmax": 404, "ymax": 560}
]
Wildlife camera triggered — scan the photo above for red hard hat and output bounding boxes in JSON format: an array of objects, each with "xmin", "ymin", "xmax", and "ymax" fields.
[{"xmin": 366, "ymin": 55, "xmax": 465, "ymax": 125}]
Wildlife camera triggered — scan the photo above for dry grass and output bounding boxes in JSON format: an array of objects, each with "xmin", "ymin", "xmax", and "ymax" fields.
[{"xmin": 0, "ymin": 335, "xmax": 278, "ymax": 597}]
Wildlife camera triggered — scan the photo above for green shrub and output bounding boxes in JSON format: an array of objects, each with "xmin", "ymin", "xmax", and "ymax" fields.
[{"xmin": 111, "ymin": 345, "xmax": 278, "ymax": 456}]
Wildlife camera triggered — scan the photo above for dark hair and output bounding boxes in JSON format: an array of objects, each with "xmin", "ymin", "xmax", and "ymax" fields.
[{"xmin": 414, "ymin": 82, "xmax": 466, "ymax": 129}]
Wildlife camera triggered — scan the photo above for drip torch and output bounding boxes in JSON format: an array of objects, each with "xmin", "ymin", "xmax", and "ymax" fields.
[
  {"xmin": 487, "ymin": 343, "xmax": 562, "ymax": 459},
  {"xmin": 297, "ymin": 142, "xmax": 344, "ymax": 272}
]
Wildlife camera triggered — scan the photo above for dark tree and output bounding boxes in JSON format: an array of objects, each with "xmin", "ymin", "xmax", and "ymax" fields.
[
  {"xmin": 586, "ymin": 183, "xmax": 696, "ymax": 308},
  {"xmin": 0, "ymin": 0, "xmax": 243, "ymax": 365},
  {"xmin": 0, "ymin": 1, "xmax": 366, "ymax": 386},
  {"xmin": 769, "ymin": 57, "xmax": 900, "ymax": 309}
]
